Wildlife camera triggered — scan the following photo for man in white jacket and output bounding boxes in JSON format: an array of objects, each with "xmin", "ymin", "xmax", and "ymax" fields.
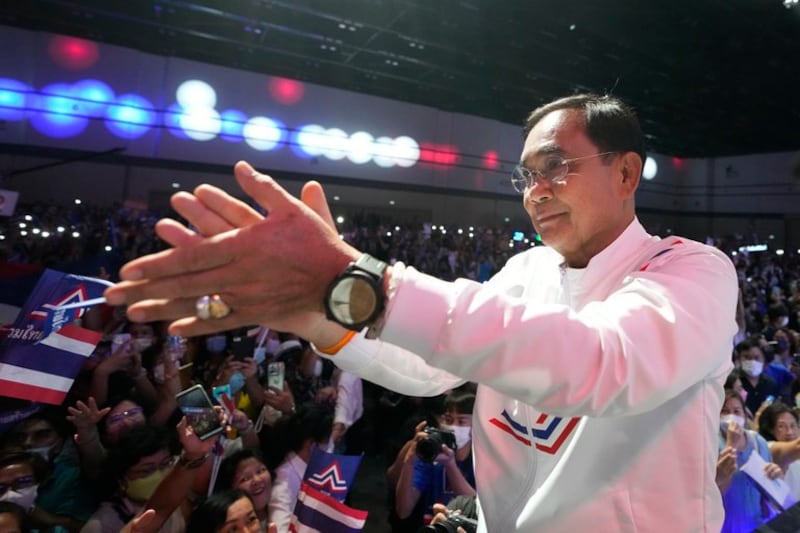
[{"xmin": 107, "ymin": 94, "xmax": 738, "ymax": 532}]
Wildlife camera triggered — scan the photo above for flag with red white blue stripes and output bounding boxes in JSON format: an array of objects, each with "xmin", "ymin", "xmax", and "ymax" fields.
[{"xmin": 0, "ymin": 269, "xmax": 109, "ymax": 404}]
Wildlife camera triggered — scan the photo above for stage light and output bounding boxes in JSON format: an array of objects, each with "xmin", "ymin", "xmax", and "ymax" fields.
[
  {"xmin": 219, "ymin": 109, "xmax": 247, "ymax": 142},
  {"xmin": 643, "ymin": 156, "xmax": 658, "ymax": 180},
  {"xmin": 29, "ymin": 83, "xmax": 88, "ymax": 138},
  {"xmin": 243, "ymin": 116, "xmax": 284, "ymax": 151},
  {"xmin": 73, "ymin": 79, "xmax": 115, "ymax": 118},
  {"xmin": 347, "ymin": 131, "xmax": 374, "ymax": 165},
  {"xmin": 179, "ymin": 106, "xmax": 221, "ymax": 141},
  {"xmin": 0, "ymin": 78, "xmax": 30, "ymax": 121},
  {"xmin": 105, "ymin": 93, "xmax": 155, "ymax": 139},
  {"xmin": 176, "ymin": 80, "xmax": 217, "ymax": 109}
]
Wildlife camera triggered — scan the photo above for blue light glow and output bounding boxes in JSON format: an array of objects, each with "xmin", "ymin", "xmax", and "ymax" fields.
[
  {"xmin": 2, "ymin": 76, "xmax": 422, "ymax": 168},
  {"xmin": 219, "ymin": 109, "xmax": 247, "ymax": 142},
  {"xmin": 163, "ymin": 103, "xmax": 189, "ymax": 140},
  {"xmin": 0, "ymin": 78, "xmax": 30, "ymax": 121},
  {"xmin": 105, "ymin": 93, "xmax": 155, "ymax": 139},
  {"xmin": 29, "ymin": 83, "xmax": 88, "ymax": 138},
  {"xmin": 72, "ymin": 79, "xmax": 114, "ymax": 118}
]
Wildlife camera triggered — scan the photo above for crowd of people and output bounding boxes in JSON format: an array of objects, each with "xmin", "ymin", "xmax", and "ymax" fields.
[
  {"xmin": 0, "ymin": 196, "xmax": 796, "ymax": 532},
  {"xmin": 1, "ymin": 177, "xmax": 800, "ymax": 531}
]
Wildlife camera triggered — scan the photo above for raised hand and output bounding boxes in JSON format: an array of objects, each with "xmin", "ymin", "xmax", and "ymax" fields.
[
  {"xmin": 66, "ymin": 397, "xmax": 111, "ymax": 432},
  {"xmin": 104, "ymin": 161, "xmax": 357, "ymax": 345}
]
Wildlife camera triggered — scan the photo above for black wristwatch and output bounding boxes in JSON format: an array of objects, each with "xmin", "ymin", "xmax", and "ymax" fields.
[{"xmin": 324, "ymin": 254, "xmax": 388, "ymax": 331}]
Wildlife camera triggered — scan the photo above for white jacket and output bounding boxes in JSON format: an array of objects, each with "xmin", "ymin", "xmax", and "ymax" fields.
[{"xmin": 327, "ymin": 219, "xmax": 738, "ymax": 532}]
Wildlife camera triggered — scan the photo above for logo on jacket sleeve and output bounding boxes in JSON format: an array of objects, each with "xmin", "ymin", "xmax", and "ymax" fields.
[{"xmin": 490, "ymin": 410, "xmax": 579, "ymax": 455}]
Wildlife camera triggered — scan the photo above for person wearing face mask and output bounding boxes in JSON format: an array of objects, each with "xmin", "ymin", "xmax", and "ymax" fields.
[
  {"xmin": 81, "ymin": 421, "xmax": 215, "ymax": 533},
  {"xmin": 0, "ymin": 453, "xmax": 51, "ymax": 530},
  {"xmin": 1, "ymin": 410, "xmax": 95, "ymax": 530},
  {"xmin": 758, "ymin": 402, "xmax": 800, "ymax": 498},
  {"xmin": 393, "ymin": 389, "xmax": 476, "ymax": 529},
  {"xmin": 737, "ymin": 339, "xmax": 781, "ymax": 416},
  {"xmin": 717, "ymin": 390, "xmax": 785, "ymax": 532}
]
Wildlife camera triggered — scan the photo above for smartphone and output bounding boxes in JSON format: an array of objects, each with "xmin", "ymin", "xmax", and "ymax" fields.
[
  {"xmin": 230, "ymin": 331, "xmax": 256, "ymax": 362},
  {"xmin": 175, "ymin": 385, "xmax": 224, "ymax": 440},
  {"xmin": 111, "ymin": 333, "xmax": 131, "ymax": 353},
  {"xmin": 765, "ymin": 395, "xmax": 776, "ymax": 406},
  {"xmin": 267, "ymin": 361, "xmax": 285, "ymax": 391}
]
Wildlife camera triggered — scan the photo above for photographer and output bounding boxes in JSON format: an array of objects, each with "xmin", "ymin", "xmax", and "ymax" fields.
[{"xmin": 393, "ymin": 391, "xmax": 476, "ymax": 529}]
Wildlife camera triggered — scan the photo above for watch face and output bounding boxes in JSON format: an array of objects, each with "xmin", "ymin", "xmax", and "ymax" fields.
[{"xmin": 329, "ymin": 275, "xmax": 378, "ymax": 325}]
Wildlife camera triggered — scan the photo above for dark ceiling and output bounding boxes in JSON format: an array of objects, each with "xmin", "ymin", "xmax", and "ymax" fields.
[{"xmin": 1, "ymin": 0, "xmax": 799, "ymax": 158}]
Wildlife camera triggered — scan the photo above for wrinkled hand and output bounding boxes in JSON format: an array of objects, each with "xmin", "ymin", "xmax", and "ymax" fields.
[
  {"xmin": 104, "ymin": 161, "xmax": 358, "ymax": 344},
  {"xmin": 263, "ymin": 381, "xmax": 295, "ymax": 415},
  {"xmin": 66, "ymin": 397, "xmax": 111, "ymax": 432}
]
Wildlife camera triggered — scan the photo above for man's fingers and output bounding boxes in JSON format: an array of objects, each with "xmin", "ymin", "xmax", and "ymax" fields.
[
  {"xmin": 195, "ymin": 184, "xmax": 264, "ymax": 229},
  {"xmin": 301, "ymin": 180, "xmax": 336, "ymax": 230},
  {"xmin": 155, "ymin": 219, "xmax": 201, "ymax": 248},
  {"xmin": 171, "ymin": 190, "xmax": 235, "ymax": 237},
  {"xmin": 234, "ymin": 161, "xmax": 296, "ymax": 215},
  {"xmin": 107, "ymin": 231, "xmax": 236, "ymax": 298}
]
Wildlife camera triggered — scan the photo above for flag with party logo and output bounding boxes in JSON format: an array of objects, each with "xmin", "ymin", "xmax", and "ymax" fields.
[
  {"xmin": 0, "ymin": 269, "xmax": 110, "ymax": 404},
  {"xmin": 302, "ymin": 447, "xmax": 362, "ymax": 502}
]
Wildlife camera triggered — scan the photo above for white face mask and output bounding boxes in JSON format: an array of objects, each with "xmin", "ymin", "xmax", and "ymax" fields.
[
  {"xmin": 741, "ymin": 359, "xmax": 764, "ymax": 378},
  {"xmin": 133, "ymin": 336, "xmax": 154, "ymax": 352},
  {"xmin": 28, "ymin": 445, "xmax": 54, "ymax": 462},
  {"xmin": 0, "ymin": 484, "xmax": 38, "ymax": 511},
  {"xmin": 720, "ymin": 414, "xmax": 746, "ymax": 432},
  {"xmin": 439, "ymin": 424, "xmax": 472, "ymax": 450}
]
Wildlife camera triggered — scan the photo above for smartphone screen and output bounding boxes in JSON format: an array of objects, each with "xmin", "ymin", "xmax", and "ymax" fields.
[
  {"xmin": 175, "ymin": 385, "xmax": 224, "ymax": 440},
  {"xmin": 230, "ymin": 332, "xmax": 256, "ymax": 362},
  {"xmin": 267, "ymin": 361, "xmax": 285, "ymax": 391}
]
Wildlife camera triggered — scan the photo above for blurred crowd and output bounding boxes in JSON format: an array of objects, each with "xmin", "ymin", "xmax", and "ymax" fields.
[{"xmin": 1, "ymin": 200, "xmax": 800, "ymax": 532}]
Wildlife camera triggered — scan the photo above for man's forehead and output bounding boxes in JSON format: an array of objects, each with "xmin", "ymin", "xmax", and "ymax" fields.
[{"xmin": 521, "ymin": 108, "xmax": 586, "ymax": 161}]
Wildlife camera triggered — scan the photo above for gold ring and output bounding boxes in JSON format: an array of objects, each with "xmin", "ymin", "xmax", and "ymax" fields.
[{"xmin": 195, "ymin": 294, "xmax": 231, "ymax": 320}]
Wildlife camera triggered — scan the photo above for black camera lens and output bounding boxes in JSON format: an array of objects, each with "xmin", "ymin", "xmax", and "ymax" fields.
[{"xmin": 415, "ymin": 427, "xmax": 456, "ymax": 463}]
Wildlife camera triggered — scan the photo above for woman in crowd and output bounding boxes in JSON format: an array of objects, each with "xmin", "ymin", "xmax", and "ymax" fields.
[
  {"xmin": 186, "ymin": 489, "xmax": 276, "ymax": 533},
  {"xmin": 758, "ymin": 401, "xmax": 800, "ymax": 496},
  {"xmin": 216, "ymin": 449, "xmax": 273, "ymax": 530},
  {"xmin": 717, "ymin": 390, "xmax": 784, "ymax": 532}
]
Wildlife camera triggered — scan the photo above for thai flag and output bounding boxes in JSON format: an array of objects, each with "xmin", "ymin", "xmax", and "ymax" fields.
[
  {"xmin": 289, "ymin": 482, "xmax": 367, "ymax": 533},
  {"xmin": 302, "ymin": 447, "xmax": 362, "ymax": 503},
  {"xmin": 0, "ymin": 269, "xmax": 109, "ymax": 404}
]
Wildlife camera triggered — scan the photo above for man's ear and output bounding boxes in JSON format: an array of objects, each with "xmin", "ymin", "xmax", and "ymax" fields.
[{"xmin": 618, "ymin": 152, "xmax": 642, "ymax": 196}]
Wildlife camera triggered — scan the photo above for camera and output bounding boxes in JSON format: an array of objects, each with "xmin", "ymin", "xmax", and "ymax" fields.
[
  {"xmin": 416, "ymin": 426, "xmax": 457, "ymax": 463},
  {"xmin": 418, "ymin": 511, "xmax": 478, "ymax": 533}
]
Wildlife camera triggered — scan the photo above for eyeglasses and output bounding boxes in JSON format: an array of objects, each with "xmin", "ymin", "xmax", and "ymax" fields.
[
  {"xmin": 510, "ymin": 151, "xmax": 618, "ymax": 194},
  {"xmin": 106, "ymin": 406, "xmax": 144, "ymax": 426},
  {"xmin": 128, "ymin": 455, "xmax": 176, "ymax": 479},
  {"xmin": 0, "ymin": 475, "xmax": 36, "ymax": 497}
]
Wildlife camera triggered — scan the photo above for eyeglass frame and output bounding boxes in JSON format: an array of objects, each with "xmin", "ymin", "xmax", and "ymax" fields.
[
  {"xmin": 0, "ymin": 475, "xmax": 36, "ymax": 497},
  {"xmin": 510, "ymin": 151, "xmax": 619, "ymax": 194},
  {"xmin": 105, "ymin": 406, "xmax": 145, "ymax": 427}
]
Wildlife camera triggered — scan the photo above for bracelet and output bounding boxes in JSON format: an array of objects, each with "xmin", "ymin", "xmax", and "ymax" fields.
[
  {"xmin": 317, "ymin": 330, "xmax": 356, "ymax": 355},
  {"xmin": 177, "ymin": 452, "xmax": 209, "ymax": 470}
]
